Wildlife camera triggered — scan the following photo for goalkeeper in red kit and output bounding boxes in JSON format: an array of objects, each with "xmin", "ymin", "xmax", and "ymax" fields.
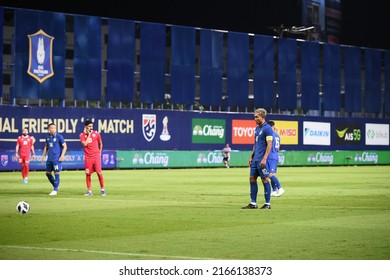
[{"xmin": 79, "ymin": 119, "xmax": 106, "ymax": 196}]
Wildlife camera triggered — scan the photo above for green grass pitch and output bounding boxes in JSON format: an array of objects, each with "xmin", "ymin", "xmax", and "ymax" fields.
[{"xmin": 1, "ymin": 166, "xmax": 389, "ymax": 260}]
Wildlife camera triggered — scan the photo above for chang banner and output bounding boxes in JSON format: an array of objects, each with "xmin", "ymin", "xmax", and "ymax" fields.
[
  {"xmin": 117, "ymin": 150, "xmax": 251, "ymax": 168},
  {"xmin": 192, "ymin": 118, "xmax": 225, "ymax": 144},
  {"xmin": 278, "ymin": 150, "xmax": 390, "ymax": 166}
]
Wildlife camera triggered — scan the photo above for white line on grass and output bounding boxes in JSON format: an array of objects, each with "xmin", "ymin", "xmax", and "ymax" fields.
[
  {"xmin": 0, "ymin": 245, "xmax": 215, "ymax": 260},
  {"xmin": 43, "ymin": 197, "xmax": 213, "ymax": 206}
]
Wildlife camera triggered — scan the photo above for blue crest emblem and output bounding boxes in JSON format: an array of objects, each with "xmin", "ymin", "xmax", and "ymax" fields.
[
  {"xmin": 27, "ymin": 29, "xmax": 54, "ymax": 83},
  {"xmin": 142, "ymin": 114, "xmax": 156, "ymax": 142},
  {"xmin": 1, "ymin": 155, "xmax": 9, "ymax": 167},
  {"xmin": 102, "ymin": 154, "xmax": 109, "ymax": 165}
]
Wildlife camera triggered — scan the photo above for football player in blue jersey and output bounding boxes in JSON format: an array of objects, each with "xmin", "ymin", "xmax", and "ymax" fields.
[
  {"xmin": 268, "ymin": 120, "xmax": 284, "ymax": 197},
  {"xmin": 242, "ymin": 108, "xmax": 273, "ymax": 209},
  {"xmin": 41, "ymin": 123, "xmax": 67, "ymax": 196}
]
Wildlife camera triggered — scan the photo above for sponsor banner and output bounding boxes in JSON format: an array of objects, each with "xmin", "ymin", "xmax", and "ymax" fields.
[
  {"xmin": 365, "ymin": 123, "xmax": 389, "ymax": 146},
  {"xmin": 273, "ymin": 120, "xmax": 298, "ymax": 145},
  {"xmin": 2, "ymin": 149, "xmax": 389, "ymax": 170},
  {"xmin": 1, "ymin": 105, "xmax": 388, "ymax": 151},
  {"xmin": 303, "ymin": 121, "xmax": 331, "ymax": 146},
  {"xmin": 278, "ymin": 150, "xmax": 390, "ymax": 166},
  {"xmin": 0, "ymin": 150, "xmax": 116, "ymax": 171},
  {"xmin": 192, "ymin": 118, "xmax": 226, "ymax": 144},
  {"xmin": 231, "ymin": 119, "xmax": 255, "ymax": 144},
  {"xmin": 335, "ymin": 123, "xmax": 362, "ymax": 145},
  {"xmin": 117, "ymin": 150, "xmax": 252, "ymax": 168},
  {"xmin": 231, "ymin": 120, "xmax": 299, "ymax": 145}
]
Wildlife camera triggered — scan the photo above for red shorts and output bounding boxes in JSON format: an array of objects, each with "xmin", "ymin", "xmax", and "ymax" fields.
[
  {"xmin": 84, "ymin": 157, "xmax": 102, "ymax": 175},
  {"xmin": 18, "ymin": 155, "xmax": 31, "ymax": 165}
]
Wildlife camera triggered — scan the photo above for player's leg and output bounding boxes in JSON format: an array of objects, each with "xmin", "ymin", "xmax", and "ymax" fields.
[
  {"xmin": 242, "ymin": 162, "xmax": 260, "ymax": 209},
  {"xmin": 269, "ymin": 174, "xmax": 281, "ymax": 191},
  {"xmin": 24, "ymin": 157, "xmax": 31, "ymax": 183},
  {"xmin": 19, "ymin": 157, "xmax": 26, "ymax": 182},
  {"xmin": 259, "ymin": 162, "xmax": 271, "ymax": 209},
  {"xmin": 268, "ymin": 159, "xmax": 281, "ymax": 196},
  {"xmin": 46, "ymin": 161, "xmax": 57, "ymax": 195},
  {"xmin": 94, "ymin": 158, "xmax": 106, "ymax": 196},
  {"xmin": 270, "ymin": 160, "xmax": 284, "ymax": 197},
  {"xmin": 46, "ymin": 162, "xmax": 55, "ymax": 186},
  {"xmin": 53, "ymin": 161, "xmax": 62, "ymax": 191},
  {"xmin": 46, "ymin": 171, "xmax": 55, "ymax": 186},
  {"xmin": 84, "ymin": 158, "xmax": 93, "ymax": 196},
  {"xmin": 269, "ymin": 174, "xmax": 278, "ymax": 196}
]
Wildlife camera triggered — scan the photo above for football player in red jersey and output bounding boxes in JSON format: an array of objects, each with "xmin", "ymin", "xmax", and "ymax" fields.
[
  {"xmin": 79, "ymin": 119, "xmax": 106, "ymax": 196},
  {"xmin": 15, "ymin": 128, "xmax": 36, "ymax": 184}
]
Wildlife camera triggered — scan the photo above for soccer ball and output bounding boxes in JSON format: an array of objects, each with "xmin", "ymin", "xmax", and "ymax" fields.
[{"xmin": 16, "ymin": 201, "xmax": 30, "ymax": 214}]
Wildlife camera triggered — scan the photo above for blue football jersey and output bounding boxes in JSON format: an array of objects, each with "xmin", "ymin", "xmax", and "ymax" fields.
[{"xmin": 252, "ymin": 122, "xmax": 273, "ymax": 162}]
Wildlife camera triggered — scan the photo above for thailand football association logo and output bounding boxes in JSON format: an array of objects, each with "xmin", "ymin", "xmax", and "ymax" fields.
[
  {"xmin": 102, "ymin": 154, "xmax": 109, "ymax": 165},
  {"xmin": 27, "ymin": 29, "xmax": 54, "ymax": 83},
  {"xmin": 142, "ymin": 114, "xmax": 156, "ymax": 142},
  {"xmin": 1, "ymin": 155, "xmax": 9, "ymax": 167}
]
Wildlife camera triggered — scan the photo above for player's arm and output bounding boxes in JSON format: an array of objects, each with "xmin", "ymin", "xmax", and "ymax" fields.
[
  {"xmin": 249, "ymin": 146, "xmax": 254, "ymax": 166},
  {"xmin": 41, "ymin": 143, "xmax": 48, "ymax": 163},
  {"xmin": 31, "ymin": 136, "xmax": 36, "ymax": 144},
  {"xmin": 80, "ymin": 130, "xmax": 91, "ymax": 146},
  {"xmin": 31, "ymin": 141, "xmax": 35, "ymax": 156},
  {"xmin": 98, "ymin": 134, "xmax": 103, "ymax": 154},
  {"xmin": 58, "ymin": 142, "xmax": 67, "ymax": 162},
  {"xmin": 261, "ymin": 136, "xmax": 273, "ymax": 168},
  {"xmin": 15, "ymin": 140, "xmax": 20, "ymax": 158}
]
